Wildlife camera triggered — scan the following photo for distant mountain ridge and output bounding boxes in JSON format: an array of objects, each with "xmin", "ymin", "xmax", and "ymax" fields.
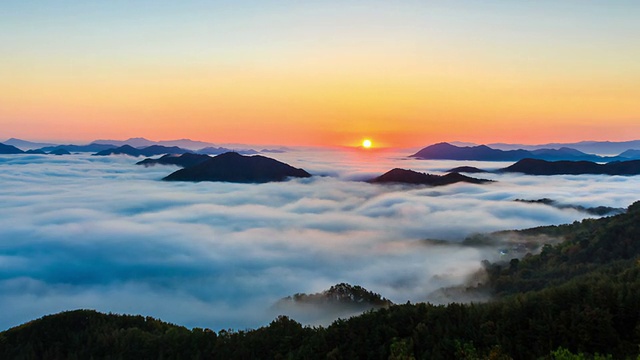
[
  {"xmin": 3, "ymin": 138, "xmax": 55, "ymax": 150},
  {"xmin": 136, "ymin": 153, "xmax": 211, "ymax": 168},
  {"xmin": 93, "ymin": 137, "xmax": 216, "ymax": 150},
  {"xmin": 94, "ymin": 145, "xmax": 191, "ymax": 157},
  {"xmin": 488, "ymin": 139, "xmax": 640, "ymax": 155},
  {"xmin": 411, "ymin": 142, "xmax": 632, "ymax": 162},
  {"xmin": 501, "ymin": 158, "xmax": 640, "ymax": 175},
  {"xmin": 197, "ymin": 146, "xmax": 258, "ymax": 155},
  {"xmin": 40, "ymin": 143, "xmax": 117, "ymax": 153}
]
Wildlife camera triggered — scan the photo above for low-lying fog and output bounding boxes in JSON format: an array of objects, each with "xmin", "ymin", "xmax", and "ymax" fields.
[{"xmin": 1, "ymin": 148, "xmax": 639, "ymax": 330}]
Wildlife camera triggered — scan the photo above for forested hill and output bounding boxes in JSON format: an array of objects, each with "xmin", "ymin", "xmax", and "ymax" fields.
[{"xmin": 2, "ymin": 202, "xmax": 640, "ymax": 359}]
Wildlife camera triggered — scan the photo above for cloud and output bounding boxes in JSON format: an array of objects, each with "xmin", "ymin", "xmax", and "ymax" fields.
[{"xmin": 0, "ymin": 152, "xmax": 639, "ymax": 330}]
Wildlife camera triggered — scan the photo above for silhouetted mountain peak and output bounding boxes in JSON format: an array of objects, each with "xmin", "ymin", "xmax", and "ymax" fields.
[
  {"xmin": 370, "ymin": 168, "xmax": 492, "ymax": 186},
  {"xmin": 163, "ymin": 152, "xmax": 311, "ymax": 183}
]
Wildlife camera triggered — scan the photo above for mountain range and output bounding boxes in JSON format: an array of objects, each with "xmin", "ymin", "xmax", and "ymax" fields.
[
  {"xmin": 488, "ymin": 139, "xmax": 640, "ymax": 155},
  {"xmin": 94, "ymin": 145, "xmax": 191, "ymax": 157},
  {"xmin": 411, "ymin": 142, "xmax": 636, "ymax": 162},
  {"xmin": 501, "ymin": 158, "xmax": 640, "ymax": 175},
  {"xmin": 92, "ymin": 137, "xmax": 216, "ymax": 150},
  {"xmin": 2, "ymin": 138, "xmax": 55, "ymax": 150}
]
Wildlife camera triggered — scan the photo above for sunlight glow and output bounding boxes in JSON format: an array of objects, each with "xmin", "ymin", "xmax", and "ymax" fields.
[{"xmin": 362, "ymin": 139, "xmax": 372, "ymax": 148}]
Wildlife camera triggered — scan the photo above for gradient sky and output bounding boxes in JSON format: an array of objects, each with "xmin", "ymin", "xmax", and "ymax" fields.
[{"xmin": 1, "ymin": 1, "xmax": 639, "ymax": 147}]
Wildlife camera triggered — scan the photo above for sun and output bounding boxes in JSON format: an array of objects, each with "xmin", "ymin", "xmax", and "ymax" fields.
[{"xmin": 362, "ymin": 139, "xmax": 372, "ymax": 149}]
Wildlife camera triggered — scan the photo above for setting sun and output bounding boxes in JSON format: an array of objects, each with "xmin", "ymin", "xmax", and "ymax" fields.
[{"xmin": 362, "ymin": 139, "xmax": 372, "ymax": 148}]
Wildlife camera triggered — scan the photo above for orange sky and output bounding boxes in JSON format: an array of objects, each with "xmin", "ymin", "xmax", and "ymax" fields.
[{"xmin": 1, "ymin": 1, "xmax": 639, "ymax": 147}]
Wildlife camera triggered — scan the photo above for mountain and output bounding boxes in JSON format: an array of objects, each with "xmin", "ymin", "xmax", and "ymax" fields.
[
  {"xmin": 411, "ymin": 142, "xmax": 611, "ymax": 162},
  {"xmin": 94, "ymin": 145, "xmax": 191, "ymax": 157},
  {"xmin": 163, "ymin": 152, "xmax": 312, "ymax": 183},
  {"xmin": 618, "ymin": 149, "xmax": 640, "ymax": 159},
  {"xmin": 411, "ymin": 142, "xmax": 529, "ymax": 161},
  {"xmin": 489, "ymin": 139, "xmax": 640, "ymax": 155},
  {"xmin": 39, "ymin": 143, "xmax": 117, "ymax": 153},
  {"xmin": 3, "ymin": 138, "xmax": 55, "ymax": 150},
  {"xmin": 0, "ymin": 143, "xmax": 24, "ymax": 154},
  {"xmin": 500, "ymin": 159, "xmax": 640, "ymax": 175},
  {"xmin": 369, "ymin": 168, "xmax": 492, "ymax": 186},
  {"xmin": 501, "ymin": 158, "xmax": 640, "ymax": 175},
  {"xmin": 25, "ymin": 149, "xmax": 46, "ymax": 154},
  {"xmin": 136, "ymin": 153, "xmax": 211, "ymax": 168},
  {"xmin": 197, "ymin": 146, "xmax": 259, "ymax": 155}
]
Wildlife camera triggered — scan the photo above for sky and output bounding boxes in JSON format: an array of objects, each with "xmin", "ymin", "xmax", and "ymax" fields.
[
  {"xmin": 2, "ymin": 149, "xmax": 639, "ymax": 331},
  {"xmin": 1, "ymin": 1, "xmax": 640, "ymax": 147}
]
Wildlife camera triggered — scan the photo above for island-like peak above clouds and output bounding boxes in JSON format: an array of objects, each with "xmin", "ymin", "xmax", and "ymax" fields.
[
  {"xmin": 277, "ymin": 283, "xmax": 393, "ymax": 309},
  {"xmin": 369, "ymin": 168, "xmax": 492, "ymax": 186},
  {"xmin": 163, "ymin": 152, "xmax": 311, "ymax": 183}
]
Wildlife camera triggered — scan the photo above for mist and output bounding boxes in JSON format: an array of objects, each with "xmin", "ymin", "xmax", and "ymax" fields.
[{"xmin": 1, "ymin": 150, "xmax": 639, "ymax": 330}]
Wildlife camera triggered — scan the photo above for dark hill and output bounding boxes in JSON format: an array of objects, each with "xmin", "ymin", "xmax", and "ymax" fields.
[
  {"xmin": 25, "ymin": 149, "xmax": 46, "ymax": 154},
  {"xmin": 501, "ymin": 158, "xmax": 640, "ymax": 175},
  {"xmin": 94, "ymin": 144, "xmax": 142, "ymax": 156},
  {"xmin": 137, "ymin": 153, "xmax": 211, "ymax": 168},
  {"xmin": 49, "ymin": 148, "xmax": 71, "ymax": 155},
  {"xmin": 0, "ymin": 143, "xmax": 24, "ymax": 154},
  {"xmin": 411, "ymin": 142, "xmax": 611, "ymax": 162},
  {"xmin": 369, "ymin": 168, "xmax": 491, "ymax": 186},
  {"xmin": 446, "ymin": 166, "xmax": 487, "ymax": 173},
  {"xmin": 94, "ymin": 145, "xmax": 190, "ymax": 157},
  {"xmin": 163, "ymin": 152, "xmax": 311, "ymax": 183}
]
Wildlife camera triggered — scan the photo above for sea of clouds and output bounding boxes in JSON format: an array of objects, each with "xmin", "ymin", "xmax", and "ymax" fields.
[{"xmin": 1, "ymin": 149, "xmax": 639, "ymax": 330}]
